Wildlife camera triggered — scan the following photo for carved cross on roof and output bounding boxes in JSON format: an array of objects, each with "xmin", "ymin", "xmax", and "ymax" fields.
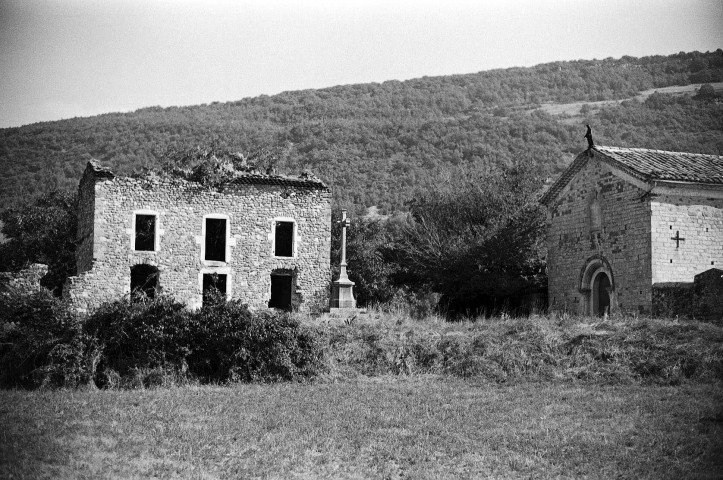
[{"xmin": 671, "ymin": 230, "xmax": 685, "ymax": 248}]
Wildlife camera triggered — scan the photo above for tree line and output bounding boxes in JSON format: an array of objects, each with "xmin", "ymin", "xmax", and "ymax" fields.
[{"xmin": 1, "ymin": 50, "xmax": 722, "ymax": 212}]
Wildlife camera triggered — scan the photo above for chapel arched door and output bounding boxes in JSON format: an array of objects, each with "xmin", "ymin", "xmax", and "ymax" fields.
[{"xmin": 592, "ymin": 272, "xmax": 611, "ymax": 316}]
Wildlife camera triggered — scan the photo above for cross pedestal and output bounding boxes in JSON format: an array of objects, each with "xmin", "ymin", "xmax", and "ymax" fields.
[{"xmin": 330, "ymin": 209, "xmax": 357, "ymax": 310}]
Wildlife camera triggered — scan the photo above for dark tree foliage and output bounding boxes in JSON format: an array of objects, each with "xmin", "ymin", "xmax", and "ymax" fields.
[
  {"xmin": 387, "ymin": 165, "xmax": 547, "ymax": 313},
  {"xmin": 0, "ymin": 288, "xmax": 95, "ymax": 389},
  {"xmin": 0, "ymin": 190, "xmax": 78, "ymax": 294}
]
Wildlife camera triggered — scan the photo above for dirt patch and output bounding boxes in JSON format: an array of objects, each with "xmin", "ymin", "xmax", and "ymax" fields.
[{"xmin": 538, "ymin": 82, "xmax": 723, "ymax": 118}]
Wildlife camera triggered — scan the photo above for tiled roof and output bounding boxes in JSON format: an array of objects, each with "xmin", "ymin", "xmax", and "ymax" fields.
[
  {"xmin": 540, "ymin": 146, "xmax": 723, "ymax": 204},
  {"xmin": 594, "ymin": 146, "xmax": 723, "ymax": 185}
]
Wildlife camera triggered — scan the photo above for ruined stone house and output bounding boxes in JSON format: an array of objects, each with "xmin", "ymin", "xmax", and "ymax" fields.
[
  {"xmin": 64, "ymin": 161, "xmax": 332, "ymax": 312},
  {"xmin": 541, "ymin": 146, "xmax": 723, "ymax": 317}
]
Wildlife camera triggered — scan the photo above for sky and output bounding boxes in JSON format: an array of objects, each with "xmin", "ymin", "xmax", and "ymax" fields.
[{"xmin": 0, "ymin": 0, "xmax": 721, "ymax": 129}]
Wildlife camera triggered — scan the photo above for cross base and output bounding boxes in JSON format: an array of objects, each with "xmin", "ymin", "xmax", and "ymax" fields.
[{"xmin": 330, "ymin": 278, "xmax": 356, "ymax": 309}]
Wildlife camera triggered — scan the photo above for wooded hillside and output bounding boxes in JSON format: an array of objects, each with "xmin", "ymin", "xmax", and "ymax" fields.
[{"xmin": 1, "ymin": 50, "xmax": 722, "ymax": 213}]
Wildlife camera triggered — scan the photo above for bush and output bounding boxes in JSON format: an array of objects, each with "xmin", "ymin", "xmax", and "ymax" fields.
[
  {"xmin": 84, "ymin": 295, "xmax": 192, "ymax": 387},
  {"xmin": 188, "ymin": 299, "xmax": 325, "ymax": 382},
  {"xmin": 84, "ymin": 294, "xmax": 326, "ymax": 386},
  {"xmin": 0, "ymin": 288, "xmax": 97, "ymax": 388}
]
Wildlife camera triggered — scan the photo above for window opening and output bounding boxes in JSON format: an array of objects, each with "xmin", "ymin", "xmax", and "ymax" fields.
[
  {"xmin": 205, "ymin": 218, "xmax": 227, "ymax": 261},
  {"xmin": 202, "ymin": 273, "xmax": 227, "ymax": 305},
  {"xmin": 269, "ymin": 274, "xmax": 293, "ymax": 310},
  {"xmin": 130, "ymin": 264, "xmax": 159, "ymax": 300},
  {"xmin": 135, "ymin": 214, "xmax": 156, "ymax": 251},
  {"xmin": 274, "ymin": 221, "xmax": 294, "ymax": 257}
]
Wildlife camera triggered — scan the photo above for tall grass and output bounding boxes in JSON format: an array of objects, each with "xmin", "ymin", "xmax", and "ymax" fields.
[{"xmin": 313, "ymin": 309, "xmax": 723, "ymax": 384}]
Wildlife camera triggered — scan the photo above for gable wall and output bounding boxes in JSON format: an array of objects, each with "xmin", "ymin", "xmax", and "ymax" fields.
[
  {"xmin": 65, "ymin": 176, "xmax": 332, "ymax": 312},
  {"xmin": 651, "ymin": 193, "xmax": 723, "ymax": 283},
  {"xmin": 75, "ymin": 167, "xmax": 97, "ymax": 274},
  {"xmin": 546, "ymin": 157, "xmax": 653, "ymax": 314}
]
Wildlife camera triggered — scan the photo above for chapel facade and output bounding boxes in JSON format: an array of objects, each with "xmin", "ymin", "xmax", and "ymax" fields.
[
  {"xmin": 64, "ymin": 161, "xmax": 332, "ymax": 312},
  {"xmin": 541, "ymin": 146, "xmax": 723, "ymax": 317}
]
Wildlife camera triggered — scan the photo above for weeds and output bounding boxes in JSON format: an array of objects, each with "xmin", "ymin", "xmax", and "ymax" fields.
[{"xmin": 321, "ymin": 311, "xmax": 723, "ymax": 384}]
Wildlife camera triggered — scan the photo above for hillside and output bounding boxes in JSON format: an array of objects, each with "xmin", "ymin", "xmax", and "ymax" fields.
[{"xmin": 1, "ymin": 50, "xmax": 722, "ymax": 213}]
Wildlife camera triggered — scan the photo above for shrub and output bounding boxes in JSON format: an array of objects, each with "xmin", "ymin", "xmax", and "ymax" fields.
[
  {"xmin": 188, "ymin": 299, "xmax": 326, "ymax": 383},
  {"xmin": 84, "ymin": 295, "xmax": 192, "ymax": 387},
  {"xmin": 0, "ymin": 288, "xmax": 97, "ymax": 388}
]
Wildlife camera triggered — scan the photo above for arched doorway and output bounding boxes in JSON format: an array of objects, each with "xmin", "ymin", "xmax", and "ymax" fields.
[
  {"xmin": 579, "ymin": 255, "xmax": 615, "ymax": 316},
  {"xmin": 592, "ymin": 271, "xmax": 611, "ymax": 317}
]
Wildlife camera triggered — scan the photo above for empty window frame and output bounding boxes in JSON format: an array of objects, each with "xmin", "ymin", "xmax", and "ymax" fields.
[
  {"xmin": 133, "ymin": 211, "xmax": 158, "ymax": 251},
  {"xmin": 130, "ymin": 264, "xmax": 159, "ymax": 299},
  {"xmin": 202, "ymin": 273, "xmax": 228, "ymax": 305},
  {"xmin": 273, "ymin": 219, "xmax": 295, "ymax": 257},
  {"xmin": 204, "ymin": 216, "xmax": 228, "ymax": 262}
]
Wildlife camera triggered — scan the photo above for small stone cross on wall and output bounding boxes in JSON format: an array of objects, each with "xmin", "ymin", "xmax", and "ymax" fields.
[{"xmin": 671, "ymin": 230, "xmax": 685, "ymax": 248}]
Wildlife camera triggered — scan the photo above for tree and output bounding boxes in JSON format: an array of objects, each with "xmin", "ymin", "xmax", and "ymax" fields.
[
  {"xmin": 0, "ymin": 190, "xmax": 78, "ymax": 294},
  {"xmin": 695, "ymin": 83, "xmax": 717, "ymax": 100},
  {"xmin": 387, "ymin": 165, "xmax": 547, "ymax": 314}
]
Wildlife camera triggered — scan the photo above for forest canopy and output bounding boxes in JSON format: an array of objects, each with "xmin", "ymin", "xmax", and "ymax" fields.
[{"xmin": 1, "ymin": 50, "xmax": 722, "ymax": 213}]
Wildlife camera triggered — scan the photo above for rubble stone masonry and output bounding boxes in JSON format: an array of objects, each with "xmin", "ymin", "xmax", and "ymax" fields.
[
  {"xmin": 546, "ymin": 158, "xmax": 653, "ymax": 314},
  {"xmin": 65, "ymin": 163, "xmax": 332, "ymax": 313}
]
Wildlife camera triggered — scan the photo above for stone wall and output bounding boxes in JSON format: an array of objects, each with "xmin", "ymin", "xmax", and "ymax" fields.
[
  {"xmin": 0, "ymin": 263, "xmax": 48, "ymax": 294},
  {"xmin": 650, "ymin": 194, "xmax": 723, "ymax": 283},
  {"xmin": 65, "ymin": 167, "xmax": 331, "ymax": 313},
  {"xmin": 546, "ymin": 155, "xmax": 653, "ymax": 315},
  {"xmin": 651, "ymin": 269, "xmax": 723, "ymax": 323}
]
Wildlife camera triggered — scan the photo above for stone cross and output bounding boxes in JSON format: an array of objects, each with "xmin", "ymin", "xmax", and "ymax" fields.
[
  {"xmin": 330, "ymin": 209, "xmax": 356, "ymax": 310},
  {"xmin": 671, "ymin": 230, "xmax": 685, "ymax": 248},
  {"xmin": 338, "ymin": 209, "xmax": 351, "ymax": 281}
]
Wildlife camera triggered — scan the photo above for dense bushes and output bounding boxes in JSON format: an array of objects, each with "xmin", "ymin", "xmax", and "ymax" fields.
[
  {"xmin": 3, "ymin": 286, "xmax": 722, "ymax": 389},
  {"xmin": 1, "ymin": 290, "xmax": 325, "ymax": 389},
  {"xmin": 85, "ymin": 296, "xmax": 192, "ymax": 387},
  {"xmin": 0, "ymin": 288, "xmax": 96, "ymax": 388},
  {"xmin": 187, "ymin": 298, "xmax": 324, "ymax": 382}
]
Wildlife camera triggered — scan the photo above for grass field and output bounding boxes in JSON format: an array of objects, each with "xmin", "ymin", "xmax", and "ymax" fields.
[{"xmin": 2, "ymin": 378, "xmax": 722, "ymax": 479}]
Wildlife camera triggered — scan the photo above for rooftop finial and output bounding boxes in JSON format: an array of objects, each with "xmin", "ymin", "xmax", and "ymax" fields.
[{"xmin": 584, "ymin": 124, "xmax": 594, "ymax": 150}]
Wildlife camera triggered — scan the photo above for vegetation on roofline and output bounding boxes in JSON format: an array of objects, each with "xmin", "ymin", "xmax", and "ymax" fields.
[{"xmin": 137, "ymin": 145, "xmax": 312, "ymax": 188}]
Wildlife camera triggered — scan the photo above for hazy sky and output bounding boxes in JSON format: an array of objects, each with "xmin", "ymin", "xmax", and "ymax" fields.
[{"xmin": 1, "ymin": 0, "xmax": 721, "ymax": 128}]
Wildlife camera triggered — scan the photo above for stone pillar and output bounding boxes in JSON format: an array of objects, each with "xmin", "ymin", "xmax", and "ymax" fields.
[{"xmin": 330, "ymin": 209, "xmax": 357, "ymax": 309}]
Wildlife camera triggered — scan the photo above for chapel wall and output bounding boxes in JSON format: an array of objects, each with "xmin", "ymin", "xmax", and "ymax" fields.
[
  {"xmin": 650, "ymin": 194, "xmax": 723, "ymax": 283},
  {"xmin": 546, "ymin": 157, "xmax": 652, "ymax": 315},
  {"xmin": 64, "ymin": 175, "xmax": 332, "ymax": 313}
]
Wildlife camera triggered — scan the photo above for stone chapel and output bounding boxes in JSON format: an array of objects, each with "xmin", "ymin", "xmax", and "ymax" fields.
[
  {"xmin": 64, "ymin": 161, "xmax": 332, "ymax": 313},
  {"xmin": 541, "ymin": 145, "xmax": 723, "ymax": 317}
]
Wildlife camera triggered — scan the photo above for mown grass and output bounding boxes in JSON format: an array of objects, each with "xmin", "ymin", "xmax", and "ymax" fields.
[{"xmin": 1, "ymin": 378, "xmax": 722, "ymax": 479}]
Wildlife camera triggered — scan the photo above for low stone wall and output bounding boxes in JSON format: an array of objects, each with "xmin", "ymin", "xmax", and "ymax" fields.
[
  {"xmin": 0, "ymin": 264, "xmax": 48, "ymax": 294},
  {"xmin": 652, "ymin": 268, "xmax": 723, "ymax": 322}
]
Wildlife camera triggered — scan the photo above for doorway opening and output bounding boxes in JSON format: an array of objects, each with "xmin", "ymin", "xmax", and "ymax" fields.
[
  {"xmin": 592, "ymin": 272, "xmax": 611, "ymax": 317},
  {"xmin": 269, "ymin": 273, "xmax": 293, "ymax": 310},
  {"xmin": 130, "ymin": 264, "xmax": 159, "ymax": 300}
]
